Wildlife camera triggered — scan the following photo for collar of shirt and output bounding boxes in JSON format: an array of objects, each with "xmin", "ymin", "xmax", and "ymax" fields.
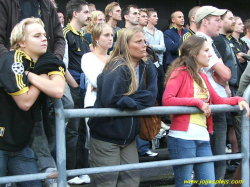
[
  {"xmin": 144, "ymin": 27, "xmax": 157, "ymax": 36},
  {"xmin": 196, "ymin": 31, "xmax": 213, "ymax": 45}
]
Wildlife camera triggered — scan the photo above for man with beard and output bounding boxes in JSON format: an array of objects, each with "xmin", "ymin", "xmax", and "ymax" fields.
[
  {"xmin": 63, "ymin": 0, "xmax": 91, "ymax": 184},
  {"xmin": 213, "ymin": 10, "xmax": 242, "ymax": 96},
  {"xmin": 213, "ymin": 12, "xmax": 244, "ymax": 182}
]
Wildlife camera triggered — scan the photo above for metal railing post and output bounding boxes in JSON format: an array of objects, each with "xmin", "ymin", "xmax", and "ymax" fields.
[
  {"xmin": 52, "ymin": 98, "xmax": 67, "ymax": 186},
  {"xmin": 242, "ymin": 85, "xmax": 250, "ymax": 187}
]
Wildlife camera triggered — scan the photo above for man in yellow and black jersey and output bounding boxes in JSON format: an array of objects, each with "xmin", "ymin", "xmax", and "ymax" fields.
[
  {"xmin": 0, "ymin": 18, "xmax": 65, "ymax": 186},
  {"xmin": 178, "ymin": 6, "xmax": 200, "ymax": 49},
  {"xmin": 63, "ymin": 0, "xmax": 91, "ymax": 184}
]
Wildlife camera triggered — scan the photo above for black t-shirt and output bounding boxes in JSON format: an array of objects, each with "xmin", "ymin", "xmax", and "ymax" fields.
[
  {"xmin": 213, "ymin": 34, "xmax": 243, "ymax": 88},
  {"xmin": 63, "ymin": 24, "xmax": 90, "ymax": 74},
  {"xmin": 0, "ymin": 50, "xmax": 65, "ymax": 151},
  {"xmin": 0, "ymin": 50, "xmax": 39, "ymax": 151},
  {"xmin": 229, "ymin": 36, "xmax": 249, "ymax": 71},
  {"xmin": 19, "ymin": 0, "xmax": 41, "ymax": 22}
]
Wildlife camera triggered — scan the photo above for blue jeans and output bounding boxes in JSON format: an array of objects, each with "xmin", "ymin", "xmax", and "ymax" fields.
[
  {"xmin": 0, "ymin": 146, "xmax": 42, "ymax": 187},
  {"xmin": 136, "ymin": 135, "xmax": 150, "ymax": 155},
  {"xmin": 168, "ymin": 136, "xmax": 215, "ymax": 187},
  {"xmin": 30, "ymin": 120, "xmax": 56, "ymax": 172}
]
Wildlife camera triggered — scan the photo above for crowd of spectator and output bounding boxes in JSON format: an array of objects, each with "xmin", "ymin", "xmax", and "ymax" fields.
[{"xmin": 1, "ymin": 0, "xmax": 250, "ymax": 187}]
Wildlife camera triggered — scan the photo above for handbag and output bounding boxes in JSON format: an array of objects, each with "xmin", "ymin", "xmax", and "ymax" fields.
[{"xmin": 139, "ymin": 67, "xmax": 161, "ymax": 141}]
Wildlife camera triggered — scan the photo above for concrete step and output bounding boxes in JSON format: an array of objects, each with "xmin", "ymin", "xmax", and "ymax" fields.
[{"xmin": 68, "ymin": 147, "xmax": 238, "ymax": 187}]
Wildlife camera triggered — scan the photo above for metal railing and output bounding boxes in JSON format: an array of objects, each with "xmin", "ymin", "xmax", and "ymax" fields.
[{"xmin": 0, "ymin": 85, "xmax": 250, "ymax": 187}]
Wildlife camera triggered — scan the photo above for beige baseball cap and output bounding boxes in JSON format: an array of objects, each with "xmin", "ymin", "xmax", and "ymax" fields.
[{"xmin": 195, "ymin": 6, "xmax": 227, "ymax": 24}]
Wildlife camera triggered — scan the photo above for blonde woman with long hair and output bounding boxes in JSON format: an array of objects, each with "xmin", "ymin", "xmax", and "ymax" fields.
[
  {"xmin": 84, "ymin": 11, "xmax": 105, "ymax": 44},
  {"xmin": 88, "ymin": 26, "xmax": 158, "ymax": 187}
]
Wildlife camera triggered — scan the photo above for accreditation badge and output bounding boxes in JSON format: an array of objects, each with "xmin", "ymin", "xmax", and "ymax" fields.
[{"xmin": 0, "ymin": 127, "xmax": 5, "ymax": 137}]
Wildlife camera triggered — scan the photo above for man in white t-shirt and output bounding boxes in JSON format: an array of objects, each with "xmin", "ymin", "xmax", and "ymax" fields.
[{"xmin": 195, "ymin": 6, "xmax": 231, "ymax": 184}]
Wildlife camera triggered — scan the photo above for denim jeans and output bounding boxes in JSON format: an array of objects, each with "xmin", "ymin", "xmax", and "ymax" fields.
[
  {"xmin": 0, "ymin": 146, "xmax": 42, "ymax": 187},
  {"xmin": 30, "ymin": 120, "xmax": 57, "ymax": 172},
  {"xmin": 168, "ymin": 136, "xmax": 215, "ymax": 187},
  {"xmin": 210, "ymin": 113, "xmax": 227, "ymax": 185},
  {"xmin": 136, "ymin": 135, "xmax": 150, "ymax": 155}
]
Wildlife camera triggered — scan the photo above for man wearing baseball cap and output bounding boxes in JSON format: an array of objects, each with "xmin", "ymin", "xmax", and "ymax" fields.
[{"xmin": 195, "ymin": 6, "xmax": 232, "ymax": 184}]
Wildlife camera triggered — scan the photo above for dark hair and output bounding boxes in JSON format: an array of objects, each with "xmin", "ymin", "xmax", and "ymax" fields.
[
  {"xmin": 121, "ymin": 4, "xmax": 138, "ymax": 21},
  {"xmin": 66, "ymin": 0, "xmax": 88, "ymax": 21},
  {"xmin": 165, "ymin": 35, "xmax": 207, "ymax": 90}
]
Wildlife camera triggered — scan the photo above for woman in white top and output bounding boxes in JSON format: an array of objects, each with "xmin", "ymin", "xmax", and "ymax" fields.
[
  {"xmin": 81, "ymin": 23, "xmax": 113, "ymax": 108},
  {"xmin": 81, "ymin": 23, "xmax": 113, "ymax": 152}
]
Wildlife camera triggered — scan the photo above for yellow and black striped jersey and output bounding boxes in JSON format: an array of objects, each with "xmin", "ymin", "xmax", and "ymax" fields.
[{"xmin": 0, "ymin": 50, "xmax": 65, "ymax": 96}]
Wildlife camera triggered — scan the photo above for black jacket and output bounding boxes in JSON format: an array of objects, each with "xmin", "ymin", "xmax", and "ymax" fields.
[
  {"xmin": 88, "ymin": 60, "xmax": 158, "ymax": 145},
  {"xmin": 0, "ymin": 0, "xmax": 65, "ymax": 60},
  {"xmin": 213, "ymin": 34, "xmax": 243, "ymax": 88}
]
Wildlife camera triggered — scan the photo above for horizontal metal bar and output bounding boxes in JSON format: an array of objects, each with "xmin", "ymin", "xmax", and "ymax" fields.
[
  {"xmin": 0, "ymin": 153, "xmax": 242, "ymax": 184},
  {"xmin": 0, "ymin": 172, "xmax": 56, "ymax": 184},
  {"xmin": 67, "ymin": 153, "xmax": 243, "ymax": 177},
  {"xmin": 64, "ymin": 105, "xmax": 241, "ymax": 118}
]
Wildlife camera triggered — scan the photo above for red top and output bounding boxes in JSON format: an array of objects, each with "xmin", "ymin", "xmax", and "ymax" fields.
[{"xmin": 162, "ymin": 66, "xmax": 244, "ymax": 133}]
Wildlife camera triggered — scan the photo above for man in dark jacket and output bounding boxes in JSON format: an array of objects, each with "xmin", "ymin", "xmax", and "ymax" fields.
[
  {"xmin": 164, "ymin": 11, "xmax": 187, "ymax": 71},
  {"xmin": 0, "ymin": 0, "xmax": 65, "ymax": 60}
]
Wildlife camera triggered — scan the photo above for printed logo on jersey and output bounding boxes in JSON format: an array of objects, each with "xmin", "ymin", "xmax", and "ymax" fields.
[
  {"xmin": 0, "ymin": 127, "xmax": 5, "ymax": 137},
  {"xmin": 12, "ymin": 62, "xmax": 24, "ymax": 75}
]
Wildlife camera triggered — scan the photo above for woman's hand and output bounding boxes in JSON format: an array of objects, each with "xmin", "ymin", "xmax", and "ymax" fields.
[
  {"xmin": 239, "ymin": 100, "xmax": 250, "ymax": 117},
  {"xmin": 201, "ymin": 103, "xmax": 211, "ymax": 117}
]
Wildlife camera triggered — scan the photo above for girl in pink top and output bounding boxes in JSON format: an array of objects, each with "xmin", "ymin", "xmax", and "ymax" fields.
[{"xmin": 163, "ymin": 35, "xmax": 249, "ymax": 187}]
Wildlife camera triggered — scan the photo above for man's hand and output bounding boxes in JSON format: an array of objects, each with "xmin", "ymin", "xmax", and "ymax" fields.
[{"xmin": 236, "ymin": 52, "xmax": 246, "ymax": 63}]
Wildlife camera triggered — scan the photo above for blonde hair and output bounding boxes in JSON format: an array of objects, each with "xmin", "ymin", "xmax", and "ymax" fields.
[
  {"xmin": 10, "ymin": 17, "xmax": 45, "ymax": 50},
  {"xmin": 91, "ymin": 23, "xmax": 113, "ymax": 48},
  {"xmin": 104, "ymin": 26, "xmax": 144, "ymax": 95},
  {"xmin": 244, "ymin": 19, "xmax": 250, "ymax": 35},
  {"xmin": 84, "ymin": 11, "xmax": 105, "ymax": 34},
  {"xmin": 105, "ymin": 2, "xmax": 120, "ymax": 22}
]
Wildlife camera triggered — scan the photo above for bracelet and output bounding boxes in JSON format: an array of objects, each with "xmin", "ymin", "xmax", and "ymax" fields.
[{"xmin": 26, "ymin": 71, "xmax": 30, "ymax": 78}]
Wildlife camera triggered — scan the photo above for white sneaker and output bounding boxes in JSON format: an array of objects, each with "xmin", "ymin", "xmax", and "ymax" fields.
[
  {"xmin": 161, "ymin": 121, "xmax": 170, "ymax": 130},
  {"xmin": 144, "ymin": 150, "xmax": 158, "ymax": 157},
  {"xmin": 79, "ymin": 174, "xmax": 91, "ymax": 183},
  {"xmin": 44, "ymin": 168, "xmax": 57, "ymax": 187},
  {"xmin": 67, "ymin": 176, "xmax": 85, "ymax": 184}
]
